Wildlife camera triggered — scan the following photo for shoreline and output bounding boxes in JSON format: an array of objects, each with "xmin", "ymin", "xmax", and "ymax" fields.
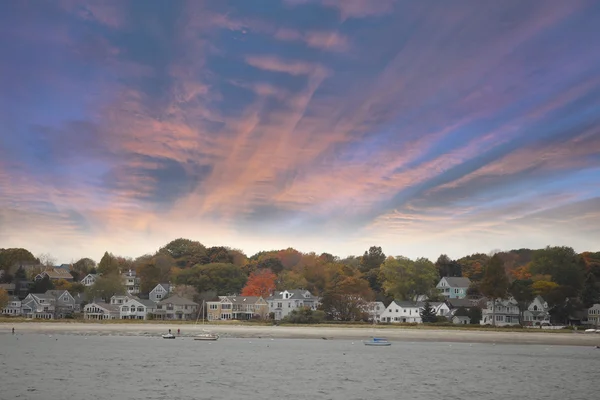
[{"xmin": 2, "ymin": 322, "xmax": 599, "ymax": 346}]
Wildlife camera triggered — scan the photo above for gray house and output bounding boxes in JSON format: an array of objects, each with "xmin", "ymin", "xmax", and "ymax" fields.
[
  {"xmin": 437, "ymin": 277, "xmax": 471, "ymax": 299},
  {"xmin": 149, "ymin": 283, "xmax": 173, "ymax": 303},
  {"xmin": 155, "ymin": 295, "xmax": 199, "ymax": 320},
  {"xmin": 267, "ymin": 289, "xmax": 319, "ymax": 321}
]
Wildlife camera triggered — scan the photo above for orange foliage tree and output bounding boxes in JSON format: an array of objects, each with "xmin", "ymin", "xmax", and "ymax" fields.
[{"xmin": 241, "ymin": 269, "xmax": 276, "ymax": 297}]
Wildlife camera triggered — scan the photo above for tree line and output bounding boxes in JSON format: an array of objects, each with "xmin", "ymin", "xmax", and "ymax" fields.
[{"xmin": 1, "ymin": 241, "xmax": 599, "ymax": 323}]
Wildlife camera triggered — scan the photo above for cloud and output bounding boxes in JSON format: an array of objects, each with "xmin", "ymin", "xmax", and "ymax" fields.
[
  {"xmin": 245, "ymin": 55, "xmax": 328, "ymax": 76},
  {"xmin": 274, "ymin": 28, "xmax": 350, "ymax": 52},
  {"xmin": 284, "ymin": 0, "xmax": 396, "ymax": 20}
]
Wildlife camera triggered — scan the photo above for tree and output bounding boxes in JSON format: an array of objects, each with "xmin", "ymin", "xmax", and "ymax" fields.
[
  {"xmin": 206, "ymin": 246, "xmax": 234, "ymax": 264},
  {"xmin": 175, "ymin": 263, "xmax": 247, "ymax": 295},
  {"xmin": 97, "ymin": 252, "xmax": 119, "ymax": 275},
  {"xmin": 37, "ymin": 253, "xmax": 56, "ymax": 268},
  {"xmin": 241, "ymin": 269, "xmax": 277, "ymax": 297},
  {"xmin": 257, "ymin": 258, "xmax": 284, "ymax": 274},
  {"xmin": 0, "ymin": 248, "xmax": 37, "ymax": 270},
  {"xmin": 532, "ymin": 280, "xmax": 559, "ymax": 298},
  {"xmin": 72, "ymin": 257, "xmax": 96, "ymax": 280},
  {"xmin": 420, "ymin": 301, "xmax": 436, "ymax": 323},
  {"xmin": 359, "ymin": 246, "xmax": 386, "ymax": 273},
  {"xmin": 581, "ymin": 273, "xmax": 600, "ymax": 308},
  {"xmin": 159, "ymin": 238, "xmax": 208, "ymax": 268},
  {"xmin": 380, "ymin": 256, "xmax": 438, "ymax": 300},
  {"xmin": 510, "ymin": 279, "xmax": 535, "ymax": 325},
  {"xmin": 530, "ymin": 246, "xmax": 585, "ymax": 291},
  {"xmin": 32, "ymin": 276, "xmax": 54, "ymax": 293},
  {"xmin": 136, "ymin": 253, "xmax": 174, "ymax": 294},
  {"xmin": 86, "ymin": 273, "xmax": 126, "ymax": 302},
  {"xmin": 479, "ymin": 254, "xmax": 509, "ymax": 326},
  {"xmin": 0, "ymin": 288, "xmax": 8, "ymax": 309},
  {"xmin": 435, "ymin": 254, "xmax": 462, "ymax": 278},
  {"xmin": 277, "ymin": 270, "xmax": 308, "ymax": 291},
  {"xmin": 468, "ymin": 307, "xmax": 482, "ymax": 324}
]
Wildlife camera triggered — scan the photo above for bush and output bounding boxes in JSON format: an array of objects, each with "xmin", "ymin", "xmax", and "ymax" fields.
[{"xmin": 282, "ymin": 308, "xmax": 326, "ymax": 324}]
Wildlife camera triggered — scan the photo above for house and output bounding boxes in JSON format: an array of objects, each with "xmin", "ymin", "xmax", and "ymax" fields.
[
  {"xmin": 121, "ymin": 269, "xmax": 140, "ymax": 295},
  {"xmin": 480, "ymin": 298, "xmax": 520, "ymax": 326},
  {"xmin": 436, "ymin": 277, "xmax": 471, "ymax": 299},
  {"xmin": 21, "ymin": 293, "xmax": 56, "ymax": 319},
  {"xmin": 364, "ymin": 301, "xmax": 386, "ymax": 322},
  {"xmin": 427, "ymin": 301, "xmax": 451, "ymax": 317},
  {"xmin": 267, "ymin": 289, "xmax": 319, "ymax": 321},
  {"xmin": 149, "ymin": 283, "xmax": 173, "ymax": 303},
  {"xmin": 154, "ymin": 295, "xmax": 199, "ymax": 320},
  {"xmin": 55, "ymin": 264, "xmax": 72, "ymax": 271},
  {"xmin": 110, "ymin": 294, "xmax": 134, "ymax": 306},
  {"xmin": 83, "ymin": 301, "xmax": 120, "ymax": 320},
  {"xmin": 586, "ymin": 303, "xmax": 600, "ymax": 327},
  {"xmin": 523, "ymin": 296, "xmax": 551, "ymax": 326},
  {"xmin": 35, "ymin": 268, "xmax": 73, "ymax": 282},
  {"xmin": 0, "ymin": 283, "xmax": 16, "ymax": 296},
  {"xmin": 80, "ymin": 273, "xmax": 99, "ymax": 287},
  {"xmin": 206, "ymin": 295, "xmax": 269, "ymax": 321},
  {"xmin": 380, "ymin": 301, "xmax": 423, "ymax": 323},
  {"xmin": 120, "ymin": 297, "xmax": 156, "ymax": 320},
  {"xmin": 1, "ymin": 296, "xmax": 22, "ymax": 316},
  {"xmin": 452, "ymin": 315, "xmax": 471, "ymax": 325}
]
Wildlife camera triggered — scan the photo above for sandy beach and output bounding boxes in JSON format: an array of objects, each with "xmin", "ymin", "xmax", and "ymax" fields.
[{"xmin": 2, "ymin": 322, "xmax": 599, "ymax": 346}]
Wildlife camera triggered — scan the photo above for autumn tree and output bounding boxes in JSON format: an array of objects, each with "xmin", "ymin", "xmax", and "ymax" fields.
[
  {"xmin": 479, "ymin": 254, "xmax": 509, "ymax": 326},
  {"xmin": 206, "ymin": 246, "xmax": 234, "ymax": 264},
  {"xmin": 175, "ymin": 263, "xmax": 247, "ymax": 295},
  {"xmin": 0, "ymin": 248, "xmax": 37, "ymax": 270},
  {"xmin": 380, "ymin": 256, "xmax": 438, "ymax": 300},
  {"xmin": 71, "ymin": 257, "xmax": 96, "ymax": 281},
  {"xmin": 136, "ymin": 253, "xmax": 174, "ymax": 294},
  {"xmin": 37, "ymin": 253, "xmax": 56, "ymax": 268},
  {"xmin": 257, "ymin": 258, "xmax": 284, "ymax": 274},
  {"xmin": 530, "ymin": 246, "xmax": 585, "ymax": 291},
  {"xmin": 320, "ymin": 267, "xmax": 373, "ymax": 321},
  {"xmin": 241, "ymin": 269, "xmax": 277, "ymax": 297},
  {"xmin": 159, "ymin": 238, "xmax": 208, "ymax": 268},
  {"xmin": 97, "ymin": 252, "xmax": 119, "ymax": 275},
  {"xmin": 277, "ymin": 270, "xmax": 308, "ymax": 291},
  {"xmin": 0, "ymin": 288, "xmax": 8, "ymax": 309},
  {"xmin": 359, "ymin": 246, "xmax": 386, "ymax": 273},
  {"xmin": 86, "ymin": 273, "xmax": 126, "ymax": 302}
]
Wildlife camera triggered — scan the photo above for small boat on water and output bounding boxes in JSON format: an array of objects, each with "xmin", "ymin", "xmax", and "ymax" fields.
[
  {"xmin": 162, "ymin": 333, "xmax": 176, "ymax": 339},
  {"xmin": 194, "ymin": 332, "xmax": 219, "ymax": 341},
  {"xmin": 363, "ymin": 337, "xmax": 391, "ymax": 346}
]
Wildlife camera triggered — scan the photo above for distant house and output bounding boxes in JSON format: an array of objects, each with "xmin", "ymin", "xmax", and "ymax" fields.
[
  {"xmin": 206, "ymin": 295, "xmax": 269, "ymax": 321},
  {"xmin": 1, "ymin": 296, "xmax": 22, "ymax": 316},
  {"xmin": 46, "ymin": 290, "xmax": 78, "ymax": 317},
  {"xmin": 54, "ymin": 264, "xmax": 72, "ymax": 271},
  {"xmin": 380, "ymin": 301, "xmax": 423, "ymax": 323},
  {"xmin": 35, "ymin": 268, "xmax": 73, "ymax": 282},
  {"xmin": 586, "ymin": 303, "xmax": 600, "ymax": 327},
  {"xmin": 364, "ymin": 301, "xmax": 386, "ymax": 322},
  {"xmin": 110, "ymin": 294, "xmax": 134, "ymax": 306},
  {"xmin": 154, "ymin": 295, "xmax": 199, "ymax": 320},
  {"xmin": 83, "ymin": 301, "xmax": 120, "ymax": 320},
  {"xmin": 121, "ymin": 269, "xmax": 140, "ymax": 295},
  {"xmin": 120, "ymin": 297, "xmax": 156, "ymax": 320},
  {"xmin": 0, "ymin": 283, "xmax": 16, "ymax": 296},
  {"xmin": 21, "ymin": 293, "xmax": 56, "ymax": 319},
  {"xmin": 523, "ymin": 296, "xmax": 551, "ymax": 326},
  {"xmin": 80, "ymin": 274, "xmax": 99, "ymax": 287},
  {"xmin": 480, "ymin": 298, "xmax": 520, "ymax": 326},
  {"xmin": 436, "ymin": 277, "xmax": 471, "ymax": 299},
  {"xmin": 267, "ymin": 289, "xmax": 319, "ymax": 321},
  {"xmin": 452, "ymin": 315, "xmax": 471, "ymax": 325},
  {"xmin": 427, "ymin": 301, "xmax": 451, "ymax": 317},
  {"xmin": 149, "ymin": 283, "xmax": 173, "ymax": 303}
]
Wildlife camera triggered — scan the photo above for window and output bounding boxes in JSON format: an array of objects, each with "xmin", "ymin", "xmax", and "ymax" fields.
[
  {"xmin": 277, "ymin": 302, "xmax": 282, "ymax": 308},
  {"xmin": 137, "ymin": 307, "xmax": 144, "ymax": 312},
  {"xmin": 209, "ymin": 304, "xmax": 218, "ymax": 310},
  {"xmin": 157, "ymin": 294, "xmax": 162, "ymax": 299},
  {"xmin": 495, "ymin": 315, "xmax": 504, "ymax": 321}
]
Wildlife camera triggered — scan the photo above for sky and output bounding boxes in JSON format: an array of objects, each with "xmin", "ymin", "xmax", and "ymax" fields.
[{"xmin": 1, "ymin": 0, "xmax": 600, "ymax": 264}]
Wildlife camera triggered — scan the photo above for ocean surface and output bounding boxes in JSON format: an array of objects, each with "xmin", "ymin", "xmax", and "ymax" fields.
[{"xmin": 1, "ymin": 332, "xmax": 598, "ymax": 400}]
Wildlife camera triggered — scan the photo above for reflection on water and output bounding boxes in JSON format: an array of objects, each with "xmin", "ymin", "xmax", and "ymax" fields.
[{"xmin": 1, "ymin": 333, "xmax": 597, "ymax": 399}]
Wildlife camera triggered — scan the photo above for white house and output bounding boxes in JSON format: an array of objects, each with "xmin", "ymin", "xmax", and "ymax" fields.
[
  {"xmin": 120, "ymin": 297, "xmax": 156, "ymax": 320},
  {"xmin": 1, "ymin": 296, "xmax": 22, "ymax": 316},
  {"xmin": 436, "ymin": 277, "xmax": 471, "ymax": 299},
  {"xmin": 380, "ymin": 301, "xmax": 423, "ymax": 323},
  {"xmin": 267, "ymin": 289, "xmax": 319, "ymax": 320},
  {"xmin": 149, "ymin": 283, "xmax": 173, "ymax": 303},
  {"xmin": 429, "ymin": 301, "xmax": 451, "ymax": 317},
  {"xmin": 480, "ymin": 298, "xmax": 520, "ymax": 326},
  {"xmin": 586, "ymin": 303, "xmax": 600, "ymax": 327},
  {"xmin": 364, "ymin": 301, "xmax": 386, "ymax": 322},
  {"xmin": 110, "ymin": 294, "xmax": 133, "ymax": 306},
  {"xmin": 84, "ymin": 301, "xmax": 120, "ymax": 320},
  {"xmin": 80, "ymin": 273, "xmax": 99, "ymax": 287},
  {"xmin": 523, "ymin": 296, "xmax": 551, "ymax": 326}
]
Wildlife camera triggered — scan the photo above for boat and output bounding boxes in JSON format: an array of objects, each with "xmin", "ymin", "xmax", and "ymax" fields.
[
  {"xmin": 363, "ymin": 337, "xmax": 391, "ymax": 346},
  {"xmin": 193, "ymin": 300, "xmax": 219, "ymax": 341},
  {"xmin": 162, "ymin": 333, "xmax": 176, "ymax": 339}
]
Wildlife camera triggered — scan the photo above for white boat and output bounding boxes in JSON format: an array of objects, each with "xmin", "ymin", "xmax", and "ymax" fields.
[
  {"xmin": 162, "ymin": 333, "xmax": 176, "ymax": 339},
  {"xmin": 363, "ymin": 337, "xmax": 391, "ymax": 346},
  {"xmin": 193, "ymin": 300, "xmax": 219, "ymax": 341}
]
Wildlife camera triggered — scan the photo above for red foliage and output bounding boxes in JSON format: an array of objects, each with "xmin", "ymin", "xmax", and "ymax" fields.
[{"xmin": 241, "ymin": 269, "xmax": 276, "ymax": 298}]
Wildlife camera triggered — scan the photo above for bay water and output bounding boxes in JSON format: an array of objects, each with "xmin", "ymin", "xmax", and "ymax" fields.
[{"xmin": 1, "ymin": 333, "xmax": 597, "ymax": 399}]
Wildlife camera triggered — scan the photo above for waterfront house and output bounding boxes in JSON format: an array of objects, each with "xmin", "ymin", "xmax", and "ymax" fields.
[
  {"xmin": 120, "ymin": 297, "xmax": 156, "ymax": 320},
  {"xmin": 267, "ymin": 289, "xmax": 319, "ymax": 321},
  {"xmin": 121, "ymin": 269, "xmax": 140, "ymax": 295},
  {"xmin": 1, "ymin": 296, "xmax": 22, "ymax": 316},
  {"xmin": 35, "ymin": 268, "xmax": 73, "ymax": 282},
  {"xmin": 586, "ymin": 303, "xmax": 600, "ymax": 327},
  {"xmin": 80, "ymin": 273, "xmax": 99, "ymax": 287},
  {"xmin": 110, "ymin": 294, "xmax": 134, "ymax": 306},
  {"xmin": 480, "ymin": 298, "xmax": 520, "ymax": 326},
  {"xmin": 21, "ymin": 293, "xmax": 56, "ymax": 319},
  {"xmin": 206, "ymin": 295, "xmax": 269, "ymax": 321},
  {"xmin": 436, "ymin": 277, "xmax": 471, "ymax": 299},
  {"xmin": 154, "ymin": 295, "xmax": 199, "ymax": 320},
  {"xmin": 149, "ymin": 283, "xmax": 173, "ymax": 303},
  {"xmin": 452, "ymin": 315, "xmax": 471, "ymax": 324},
  {"xmin": 83, "ymin": 301, "xmax": 120, "ymax": 320},
  {"xmin": 364, "ymin": 301, "xmax": 386, "ymax": 322},
  {"xmin": 380, "ymin": 301, "xmax": 423, "ymax": 323},
  {"xmin": 523, "ymin": 296, "xmax": 551, "ymax": 326},
  {"xmin": 45, "ymin": 290, "xmax": 78, "ymax": 317}
]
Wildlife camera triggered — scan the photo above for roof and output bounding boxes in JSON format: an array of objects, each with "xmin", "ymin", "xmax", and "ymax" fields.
[
  {"xmin": 130, "ymin": 297, "xmax": 157, "ymax": 308},
  {"xmin": 230, "ymin": 296, "xmax": 263, "ymax": 304},
  {"xmin": 446, "ymin": 298, "xmax": 474, "ymax": 309},
  {"xmin": 86, "ymin": 301, "xmax": 120, "ymax": 312},
  {"xmin": 158, "ymin": 295, "xmax": 198, "ymax": 306},
  {"xmin": 267, "ymin": 289, "xmax": 316, "ymax": 301},
  {"xmin": 442, "ymin": 277, "xmax": 471, "ymax": 287},
  {"xmin": 154, "ymin": 283, "xmax": 171, "ymax": 292},
  {"xmin": 392, "ymin": 301, "xmax": 420, "ymax": 308},
  {"xmin": 40, "ymin": 268, "xmax": 73, "ymax": 280}
]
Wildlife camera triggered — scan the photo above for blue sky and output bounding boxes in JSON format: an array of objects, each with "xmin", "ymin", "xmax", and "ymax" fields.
[{"xmin": 1, "ymin": 0, "xmax": 599, "ymax": 263}]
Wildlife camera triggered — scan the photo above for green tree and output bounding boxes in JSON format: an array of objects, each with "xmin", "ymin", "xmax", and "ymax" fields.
[
  {"xmin": 176, "ymin": 263, "xmax": 247, "ymax": 295},
  {"xmin": 435, "ymin": 254, "xmax": 462, "ymax": 278},
  {"xmin": 479, "ymin": 254, "xmax": 509, "ymax": 326},
  {"xmin": 0, "ymin": 248, "xmax": 37, "ymax": 270},
  {"xmin": 420, "ymin": 301, "xmax": 436, "ymax": 323},
  {"xmin": 380, "ymin": 256, "xmax": 438, "ymax": 300},
  {"xmin": 581, "ymin": 273, "xmax": 600, "ymax": 308},
  {"xmin": 257, "ymin": 257, "xmax": 284, "ymax": 274},
  {"xmin": 32, "ymin": 276, "xmax": 55, "ymax": 293},
  {"xmin": 0, "ymin": 288, "xmax": 9, "ymax": 309},
  {"xmin": 136, "ymin": 253, "xmax": 174, "ymax": 294},
  {"xmin": 359, "ymin": 246, "xmax": 386, "ymax": 273},
  {"xmin": 97, "ymin": 252, "xmax": 119, "ymax": 275},
  {"xmin": 467, "ymin": 307, "xmax": 482, "ymax": 324},
  {"xmin": 206, "ymin": 246, "xmax": 234, "ymax": 264},
  {"xmin": 509, "ymin": 279, "xmax": 535, "ymax": 325},
  {"xmin": 159, "ymin": 238, "xmax": 208, "ymax": 268},
  {"xmin": 530, "ymin": 246, "xmax": 585, "ymax": 290},
  {"xmin": 86, "ymin": 273, "xmax": 126, "ymax": 302},
  {"xmin": 72, "ymin": 257, "xmax": 96, "ymax": 279}
]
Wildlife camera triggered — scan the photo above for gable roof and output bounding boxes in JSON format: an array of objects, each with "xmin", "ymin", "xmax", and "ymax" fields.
[
  {"xmin": 39, "ymin": 268, "xmax": 73, "ymax": 280},
  {"xmin": 442, "ymin": 277, "xmax": 471, "ymax": 287},
  {"xmin": 391, "ymin": 300, "xmax": 420, "ymax": 308},
  {"xmin": 45, "ymin": 290, "xmax": 73, "ymax": 300},
  {"xmin": 230, "ymin": 296, "xmax": 263, "ymax": 304},
  {"xmin": 85, "ymin": 301, "xmax": 120, "ymax": 313},
  {"xmin": 267, "ymin": 289, "xmax": 316, "ymax": 301},
  {"xmin": 152, "ymin": 283, "xmax": 171, "ymax": 292},
  {"xmin": 445, "ymin": 298, "xmax": 474, "ymax": 309},
  {"xmin": 158, "ymin": 295, "xmax": 198, "ymax": 306}
]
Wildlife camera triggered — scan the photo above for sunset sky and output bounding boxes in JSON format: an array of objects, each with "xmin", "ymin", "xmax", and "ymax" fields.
[{"xmin": 1, "ymin": 0, "xmax": 599, "ymax": 264}]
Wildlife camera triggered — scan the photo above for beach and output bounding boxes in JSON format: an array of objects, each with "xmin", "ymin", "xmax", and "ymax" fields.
[{"xmin": 2, "ymin": 322, "xmax": 599, "ymax": 346}]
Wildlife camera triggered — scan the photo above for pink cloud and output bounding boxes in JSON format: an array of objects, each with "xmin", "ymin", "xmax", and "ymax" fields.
[
  {"xmin": 245, "ymin": 55, "xmax": 327, "ymax": 76},
  {"xmin": 274, "ymin": 28, "xmax": 350, "ymax": 52}
]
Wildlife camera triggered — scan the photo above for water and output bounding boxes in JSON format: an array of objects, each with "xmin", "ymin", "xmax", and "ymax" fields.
[{"xmin": 1, "ymin": 333, "xmax": 597, "ymax": 400}]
